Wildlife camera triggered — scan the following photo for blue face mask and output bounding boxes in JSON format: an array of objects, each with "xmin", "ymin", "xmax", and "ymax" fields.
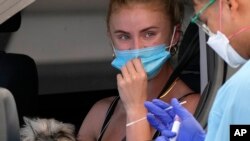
[{"xmin": 111, "ymin": 44, "xmax": 171, "ymax": 80}]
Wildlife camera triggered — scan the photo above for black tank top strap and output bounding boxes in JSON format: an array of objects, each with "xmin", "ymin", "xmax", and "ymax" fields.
[
  {"xmin": 153, "ymin": 131, "xmax": 161, "ymax": 140},
  {"xmin": 98, "ymin": 96, "xmax": 120, "ymax": 141}
]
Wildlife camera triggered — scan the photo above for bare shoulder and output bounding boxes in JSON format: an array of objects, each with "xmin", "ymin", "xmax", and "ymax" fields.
[
  {"xmin": 94, "ymin": 96, "xmax": 118, "ymax": 110},
  {"xmin": 77, "ymin": 96, "xmax": 117, "ymax": 141},
  {"xmin": 182, "ymin": 93, "xmax": 200, "ymax": 114}
]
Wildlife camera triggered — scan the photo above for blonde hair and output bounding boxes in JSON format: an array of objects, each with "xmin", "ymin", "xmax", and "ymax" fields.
[{"xmin": 106, "ymin": 0, "xmax": 184, "ymax": 31}]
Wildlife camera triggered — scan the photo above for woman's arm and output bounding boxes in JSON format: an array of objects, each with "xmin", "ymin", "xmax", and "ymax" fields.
[
  {"xmin": 126, "ymin": 106, "xmax": 152, "ymax": 141},
  {"xmin": 117, "ymin": 58, "xmax": 151, "ymax": 141}
]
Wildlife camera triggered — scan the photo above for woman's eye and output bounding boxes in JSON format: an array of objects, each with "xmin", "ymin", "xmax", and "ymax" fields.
[
  {"xmin": 118, "ymin": 34, "xmax": 130, "ymax": 40},
  {"xmin": 145, "ymin": 32, "xmax": 155, "ymax": 38}
]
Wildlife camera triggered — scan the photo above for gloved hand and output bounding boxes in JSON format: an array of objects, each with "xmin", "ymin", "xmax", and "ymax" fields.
[
  {"xmin": 145, "ymin": 98, "xmax": 206, "ymax": 141},
  {"xmin": 145, "ymin": 99, "xmax": 177, "ymax": 141},
  {"xmin": 171, "ymin": 98, "xmax": 206, "ymax": 141},
  {"xmin": 144, "ymin": 99, "xmax": 175, "ymax": 131}
]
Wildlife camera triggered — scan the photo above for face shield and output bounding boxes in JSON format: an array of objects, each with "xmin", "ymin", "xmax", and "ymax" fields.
[{"xmin": 191, "ymin": 0, "xmax": 215, "ymax": 37}]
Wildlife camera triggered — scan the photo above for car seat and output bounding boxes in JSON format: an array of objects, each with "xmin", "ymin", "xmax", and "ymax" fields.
[
  {"xmin": 0, "ymin": 87, "xmax": 20, "ymax": 141},
  {"xmin": 0, "ymin": 51, "xmax": 39, "ymax": 125}
]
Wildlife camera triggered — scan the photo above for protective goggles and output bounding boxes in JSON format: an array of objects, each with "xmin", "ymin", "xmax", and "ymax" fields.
[{"xmin": 191, "ymin": 0, "xmax": 216, "ymax": 36}]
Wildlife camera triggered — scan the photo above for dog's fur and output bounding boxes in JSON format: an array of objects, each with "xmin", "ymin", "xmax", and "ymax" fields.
[{"xmin": 20, "ymin": 117, "xmax": 76, "ymax": 141}]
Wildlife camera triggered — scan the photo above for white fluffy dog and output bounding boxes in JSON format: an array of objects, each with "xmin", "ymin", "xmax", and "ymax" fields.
[{"xmin": 20, "ymin": 117, "xmax": 76, "ymax": 141}]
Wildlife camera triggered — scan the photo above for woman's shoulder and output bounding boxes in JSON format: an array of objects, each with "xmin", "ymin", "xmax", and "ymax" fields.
[
  {"xmin": 98, "ymin": 96, "xmax": 118, "ymax": 104},
  {"xmin": 93, "ymin": 96, "xmax": 118, "ymax": 110},
  {"xmin": 181, "ymin": 92, "xmax": 200, "ymax": 114},
  {"xmin": 86, "ymin": 96, "xmax": 118, "ymax": 120},
  {"xmin": 77, "ymin": 96, "xmax": 118, "ymax": 140}
]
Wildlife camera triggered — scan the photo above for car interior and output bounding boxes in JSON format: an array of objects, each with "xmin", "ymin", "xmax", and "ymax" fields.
[{"xmin": 0, "ymin": 0, "xmax": 240, "ymax": 140}]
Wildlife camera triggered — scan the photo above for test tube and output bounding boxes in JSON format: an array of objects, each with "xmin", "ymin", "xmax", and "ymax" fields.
[{"xmin": 169, "ymin": 115, "xmax": 181, "ymax": 141}]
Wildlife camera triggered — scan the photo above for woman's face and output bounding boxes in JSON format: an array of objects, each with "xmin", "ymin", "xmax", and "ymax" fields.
[{"xmin": 109, "ymin": 4, "xmax": 173, "ymax": 50}]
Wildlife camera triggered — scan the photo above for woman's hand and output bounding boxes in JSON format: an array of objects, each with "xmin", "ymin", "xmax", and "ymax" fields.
[
  {"xmin": 118, "ymin": 59, "xmax": 151, "ymax": 141},
  {"xmin": 117, "ymin": 58, "xmax": 148, "ymax": 113}
]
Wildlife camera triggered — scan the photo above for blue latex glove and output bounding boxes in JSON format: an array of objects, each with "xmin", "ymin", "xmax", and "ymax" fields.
[
  {"xmin": 145, "ymin": 99, "xmax": 176, "ymax": 141},
  {"xmin": 145, "ymin": 98, "xmax": 206, "ymax": 141},
  {"xmin": 144, "ymin": 99, "xmax": 175, "ymax": 131},
  {"xmin": 171, "ymin": 98, "xmax": 206, "ymax": 141}
]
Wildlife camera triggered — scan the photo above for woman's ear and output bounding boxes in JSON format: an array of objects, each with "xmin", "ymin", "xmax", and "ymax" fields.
[
  {"xmin": 107, "ymin": 30, "xmax": 111, "ymax": 39},
  {"xmin": 107, "ymin": 31, "xmax": 114, "ymax": 46},
  {"xmin": 106, "ymin": 31, "xmax": 116, "ymax": 58},
  {"xmin": 173, "ymin": 24, "xmax": 182, "ymax": 44}
]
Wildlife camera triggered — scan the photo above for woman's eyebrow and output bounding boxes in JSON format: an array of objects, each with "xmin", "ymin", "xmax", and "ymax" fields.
[
  {"xmin": 140, "ymin": 26, "xmax": 158, "ymax": 33},
  {"xmin": 114, "ymin": 30, "xmax": 129, "ymax": 34},
  {"xmin": 113, "ymin": 26, "xmax": 158, "ymax": 34}
]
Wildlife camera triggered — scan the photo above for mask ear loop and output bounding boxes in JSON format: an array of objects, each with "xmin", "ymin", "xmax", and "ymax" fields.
[
  {"xmin": 228, "ymin": 26, "xmax": 250, "ymax": 40},
  {"xmin": 109, "ymin": 39, "xmax": 116, "ymax": 59},
  {"xmin": 219, "ymin": 0, "xmax": 222, "ymax": 31},
  {"xmin": 168, "ymin": 26, "xmax": 178, "ymax": 55}
]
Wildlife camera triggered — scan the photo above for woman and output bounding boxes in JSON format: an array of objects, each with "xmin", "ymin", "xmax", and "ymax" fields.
[{"xmin": 77, "ymin": 0, "xmax": 200, "ymax": 141}]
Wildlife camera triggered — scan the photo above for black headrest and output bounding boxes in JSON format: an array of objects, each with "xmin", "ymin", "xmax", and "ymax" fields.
[
  {"xmin": 0, "ymin": 52, "xmax": 38, "ymax": 125},
  {"xmin": 0, "ymin": 12, "xmax": 21, "ymax": 32}
]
